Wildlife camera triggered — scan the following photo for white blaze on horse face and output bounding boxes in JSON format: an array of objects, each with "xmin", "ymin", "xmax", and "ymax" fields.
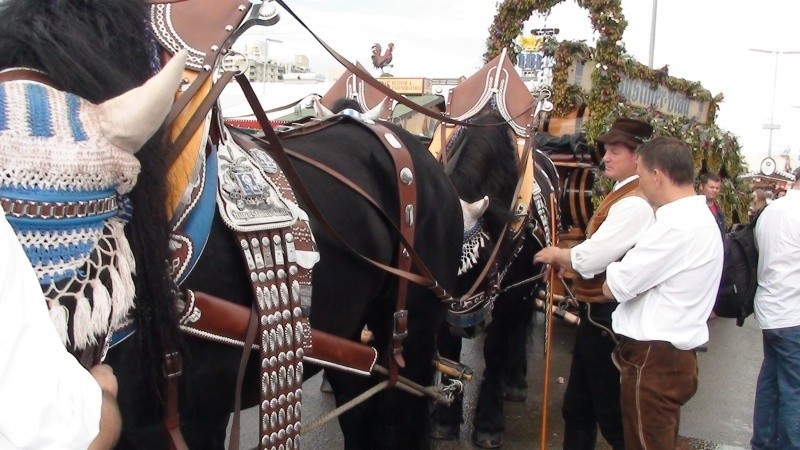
[
  {"xmin": 460, "ymin": 196, "xmax": 490, "ymax": 232},
  {"xmin": 97, "ymin": 49, "xmax": 188, "ymax": 154}
]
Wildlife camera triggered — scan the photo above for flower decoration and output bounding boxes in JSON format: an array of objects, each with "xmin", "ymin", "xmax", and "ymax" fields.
[{"xmin": 487, "ymin": 0, "xmax": 749, "ymax": 225}]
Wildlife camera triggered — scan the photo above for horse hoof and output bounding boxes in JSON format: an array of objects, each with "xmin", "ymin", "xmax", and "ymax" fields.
[
  {"xmin": 502, "ymin": 385, "xmax": 527, "ymax": 402},
  {"xmin": 472, "ymin": 430, "xmax": 504, "ymax": 448},
  {"xmin": 430, "ymin": 423, "xmax": 460, "ymax": 440}
]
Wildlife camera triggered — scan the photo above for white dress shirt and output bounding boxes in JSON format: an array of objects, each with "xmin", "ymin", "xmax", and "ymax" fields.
[
  {"xmin": 570, "ymin": 175, "xmax": 654, "ymax": 279},
  {"xmin": 607, "ymin": 195, "xmax": 724, "ymax": 350},
  {"xmin": 0, "ymin": 215, "xmax": 101, "ymax": 449},
  {"xmin": 754, "ymin": 189, "xmax": 800, "ymax": 330}
]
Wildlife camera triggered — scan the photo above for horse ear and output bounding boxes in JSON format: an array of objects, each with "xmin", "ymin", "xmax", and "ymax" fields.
[
  {"xmin": 461, "ymin": 196, "xmax": 490, "ymax": 219},
  {"xmin": 313, "ymin": 97, "xmax": 336, "ymax": 118},
  {"xmin": 362, "ymin": 98, "xmax": 387, "ymax": 121},
  {"xmin": 97, "ymin": 49, "xmax": 188, "ymax": 153}
]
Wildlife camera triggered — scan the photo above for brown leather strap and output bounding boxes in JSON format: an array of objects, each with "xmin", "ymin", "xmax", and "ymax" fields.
[
  {"xmin": 181, "ymin": 291, "xmax": 379, "ymax": 374},
  {"xmin": 0, "ymin": 68, "xmax": 59, "ymax": 88},
  {"xmin": 164, "ymin": 68, "xmax": 212, "ymax": 128},
  {"xmin": 163, "ymin": 352, "xmax": 188, "ymax": 450},
  {"xmin": 273, "ymin": 0, "xmax": 527, "ymax": 129},
  {"xmin": 359, "ymin": 123, "xmax": 417, "ymax": 386},
  {"xmin": 228, "ymin": 305, "xmax": 258, "ymax": 450},
  {"xmin": 232, "ymin": 74, "xmax": 451, "ymax": 302},
  {"xmin": 167, "ymin": 70, "xmax": 236, "ymax": 168}
]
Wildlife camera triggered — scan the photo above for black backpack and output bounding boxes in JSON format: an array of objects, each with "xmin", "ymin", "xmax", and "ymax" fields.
[{"xmin": 713, "ymin": 214, "xmax": 760, "ymax": 326}]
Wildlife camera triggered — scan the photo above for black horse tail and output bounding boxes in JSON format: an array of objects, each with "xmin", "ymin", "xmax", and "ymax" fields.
[{"xmin": 0, "ymin": 0, "xmax": 181, "ymax": 397}]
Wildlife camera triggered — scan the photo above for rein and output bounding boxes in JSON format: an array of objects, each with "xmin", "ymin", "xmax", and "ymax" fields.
[{"xmin": 273, "ymin": 0, "xmax": 531, "ymax": 130}]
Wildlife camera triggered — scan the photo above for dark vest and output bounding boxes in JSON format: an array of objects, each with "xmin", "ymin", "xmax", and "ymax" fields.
[{"xmin": 572, "ymin": 180, "xmax": 643, "ymax": 309}]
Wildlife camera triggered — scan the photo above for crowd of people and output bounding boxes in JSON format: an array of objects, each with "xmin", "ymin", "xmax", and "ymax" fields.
[{"xmin": 537, "ymin": 117, "xmax": 800, "ymax": 450}]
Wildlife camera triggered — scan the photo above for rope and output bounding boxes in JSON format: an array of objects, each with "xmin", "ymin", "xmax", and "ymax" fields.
[{"xmin": 301, "ymin": 380, "xmax": 389, "ymax": 435}]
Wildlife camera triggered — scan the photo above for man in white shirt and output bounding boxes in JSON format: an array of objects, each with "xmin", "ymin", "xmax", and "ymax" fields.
[
  {"xmin": 0, "ymin": 214, "xmax": 121, "ymax": 449},
  {"xmin": 750, "ymin": 167, "xmax": 800, "ymax": 449},
  {"xmin": 534, "ymin": 118, "xmax": 654, "ymax": 450},
  {"xmin": 601, "ymin": 136, "xmax": 723, "ymax": 450}
]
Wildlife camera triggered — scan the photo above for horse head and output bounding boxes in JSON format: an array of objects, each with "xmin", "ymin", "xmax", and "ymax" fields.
[{"xmin": 0, "ymin": 50, "xmax": 186, "ymax": 353}]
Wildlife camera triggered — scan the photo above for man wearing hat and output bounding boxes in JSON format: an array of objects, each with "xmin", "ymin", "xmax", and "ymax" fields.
[{"xmin": 534, "ymin": 118, "xmax": 655, "ymax": 449}]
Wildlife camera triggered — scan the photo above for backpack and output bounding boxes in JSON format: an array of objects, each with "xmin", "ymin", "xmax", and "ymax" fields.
[{"xmin": 713, "ymin": 215, "xmax": 760, "ymax": 326}]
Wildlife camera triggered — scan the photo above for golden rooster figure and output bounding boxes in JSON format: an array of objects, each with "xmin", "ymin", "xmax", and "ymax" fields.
[{"xmin": 371, "ymin": 43, "xmax": 394, "ymax": 71}]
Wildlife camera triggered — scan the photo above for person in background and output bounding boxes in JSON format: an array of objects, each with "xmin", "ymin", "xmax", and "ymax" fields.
[
  {"xmin": 602, "ymin": 137, "xmax": 724, "ymax": 450},
  {"xmin": 750, "ymin": 167, "xmax": 800, "ymax": 449},
  {"xmin": 698, "ymin": 172, "xmax": 726, "ymax": 235},
  {"xmin": 534, "ymin": 118, "xmax": 655, "ymax": 450},
  {"xmin": 0, "ymin": 214, "xmax": 121, "ymax": 449},
  {"xmin": 749, "ymin": 188, "xmax": 770, "ymax": 221}
]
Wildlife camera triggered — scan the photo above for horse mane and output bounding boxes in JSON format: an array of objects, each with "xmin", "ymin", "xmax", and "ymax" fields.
[
  {"xmin": 0, "ymin": 0, "xmax": 180, "ymax": 396},
  {"xmin": 448, "ymin": 109, "xmax": 518, "ymax": 239}
]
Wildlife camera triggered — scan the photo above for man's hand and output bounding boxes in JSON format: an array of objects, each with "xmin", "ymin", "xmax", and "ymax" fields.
[
  {"xmin": 533, "ymin": 246, "xmax": 573, "ymax": 270},
  {"xmin": 89, "ymin": 364, "xmax": 118, "ymax": 398},
  {"xmin": 88, "ymin": 365, "xmax": 121, "ymax": 450}
]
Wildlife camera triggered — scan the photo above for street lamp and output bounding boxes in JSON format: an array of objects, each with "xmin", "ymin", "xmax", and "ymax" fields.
[
  {"xmin": 648, "ymin": 0, "xmax": 657, "ymax": 68},
  {"xmin": 749, "ymin": 48, "xmax": 800, "ymax": 157}
]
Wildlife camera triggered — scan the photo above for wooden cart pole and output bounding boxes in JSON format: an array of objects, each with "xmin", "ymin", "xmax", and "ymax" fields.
[{"xmin": 540, "ymin": 193, "xmax": 558, "ymax": 450}]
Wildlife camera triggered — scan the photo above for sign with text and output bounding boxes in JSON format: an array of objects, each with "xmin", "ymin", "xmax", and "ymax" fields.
[
  {"xmin": 566, "ymin": 60, "xmax": 712, "ymax": 123},
  {"xmin": 377, "ymin": 77, "xmax": 432, "ymax": 95}
]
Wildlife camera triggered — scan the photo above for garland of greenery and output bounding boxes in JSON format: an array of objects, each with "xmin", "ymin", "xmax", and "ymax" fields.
[{"xmin": 486, "ymin": 0, "xmax": 749, "ymax": 226}]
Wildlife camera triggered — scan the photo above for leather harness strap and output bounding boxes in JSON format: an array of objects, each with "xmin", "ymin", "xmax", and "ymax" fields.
[
  {"xmin": 357, "ymin": 123, "xmax": 417, "ymax": 385},
  {"xmin": 233, "ymin": 74, "xmax": 445, "ymax": 386},
  {"xmin": 0, "ymin": 68, "xmax": 59, "ymax": 87}
]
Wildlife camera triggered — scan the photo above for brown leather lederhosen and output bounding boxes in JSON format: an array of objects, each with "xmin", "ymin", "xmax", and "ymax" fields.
[{"xmin": 571, "ymin": 179, "xmax": 644, "ymax": 304}]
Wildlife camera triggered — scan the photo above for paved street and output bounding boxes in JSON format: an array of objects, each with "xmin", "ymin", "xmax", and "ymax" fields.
[{"xmin": 230, "ymin": 311, "xmax": 763, "ymax": 449}]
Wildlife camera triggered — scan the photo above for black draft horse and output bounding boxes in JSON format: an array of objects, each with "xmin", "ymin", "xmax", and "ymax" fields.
[
  {"xmin": 432, "ymin": 110, "xmax": 559, "ymax": 448},
  {"xmin": 0, "ymin": 0, "xmax": 182, "ymax": 427},
  {"xmin": 1, "ymin": 1, "xmax": 463, "ymax": 449},
  {"xmin": 167, "ymin": 119, "xmax": 463, "ymax": 449}
]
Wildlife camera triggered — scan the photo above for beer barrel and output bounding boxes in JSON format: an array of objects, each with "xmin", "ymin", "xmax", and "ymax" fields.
[{"xmin": 560, "ymin": 167, "xmax": 595, "ymax": 231}]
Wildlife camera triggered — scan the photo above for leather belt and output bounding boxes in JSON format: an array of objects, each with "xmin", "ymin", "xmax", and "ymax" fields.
[{"xmin": 1, "ymin": 195, "xmax": 118, "ymax": 219}]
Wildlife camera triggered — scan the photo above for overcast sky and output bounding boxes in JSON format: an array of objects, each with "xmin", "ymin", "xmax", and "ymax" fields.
[{"xmin": 242, "ymin": 0, "xmax": 800, "ymax": 170}]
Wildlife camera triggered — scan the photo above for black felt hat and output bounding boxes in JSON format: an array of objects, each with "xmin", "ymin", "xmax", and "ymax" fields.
[{"xmin": 596, "ymin": 118, "xmax": 654, "ymax": 149}]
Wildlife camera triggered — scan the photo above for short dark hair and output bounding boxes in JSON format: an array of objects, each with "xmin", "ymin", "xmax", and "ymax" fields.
[
  {"xmin": 699, "ymin": 172, "xmax": 722, "ymax": 185},
  {"xmin": 636, "ymin": 136, "xmax": 695, "ymax": 186}
]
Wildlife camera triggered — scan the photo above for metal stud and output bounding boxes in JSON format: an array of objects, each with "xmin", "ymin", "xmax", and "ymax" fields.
[
  {"xmin": 400, "ymin": 167, "xmax": 414, "ymax": 185},
  {"xmin": 282, "ymin": 310, "xmax": 291, "ymax": 321},
  {"xmin": 270, "ymin": 412, "xmax": 277, "ymax": 429},
  {"xmin": 285, "ymin": 324, "xmax": 293, "ymax": 347},
  {"xmin": 277, "ymin": 269, "xmax": 286, "ymax": 280},
  {"xmin": 293, "ymin": 307, "xmax": 302, "ymax": 318},
  {"xmin": 270, "ymin": 356, "xmax": 277, "ymax": 368},
  {"xmin": 238, "ymin": 5, "xmax": 247, "ymax": 11},
  {"xmin": 211, "ymin": 45, "xmax": 220, "ymax": 52},
  {"xmin": 279, "ymin": 409, "xmax": 286, "ymax": 426},
  {"xmin": 261, "ymin": 372, "xmax": 269, "ymax": 395},
  {"xmin": 225, "ymin": 25, "xmax": 234, "ymax": 32},
  {"xmin": 280, "ymin": 283, "xmax": 289, "ymax": 306}
]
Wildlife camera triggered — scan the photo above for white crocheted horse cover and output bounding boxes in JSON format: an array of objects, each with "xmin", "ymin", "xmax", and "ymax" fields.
[{"xmin": 0, "ymin": 79, "xmax": 139, "ymax": 351}]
